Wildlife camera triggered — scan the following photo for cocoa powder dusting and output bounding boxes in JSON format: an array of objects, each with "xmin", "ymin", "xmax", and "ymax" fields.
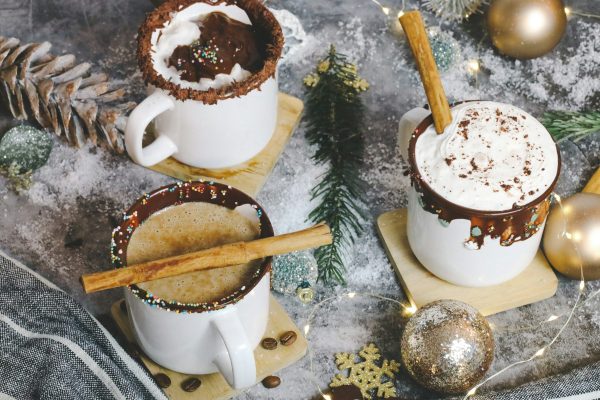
[{"xmin": 408, "ymin": 105, "xmax": 560, "ymax": 250}]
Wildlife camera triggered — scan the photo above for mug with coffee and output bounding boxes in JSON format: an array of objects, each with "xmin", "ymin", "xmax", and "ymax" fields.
[
  {"xmin": 112, "ymin": 181, "xmax": 274, "ymax": 389},
  {"xmin": 399, "ymin": 101, "xmax": 561, "ymax": 287},
  {"xmin": 126, "ymin": 0, "xmax": 283, "ymax": 168}
]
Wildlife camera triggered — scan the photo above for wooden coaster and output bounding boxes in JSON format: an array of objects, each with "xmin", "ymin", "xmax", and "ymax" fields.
[
  {"xmin": 376, "ymin": 208, "xmax": 558, "ymax": 316},
  {"xmin": 111, "ymin": 295, "xmax": 308, "ymax": 400},
  {"xmin": 147, "ymin": 93, "xmax": 304, "ymax": 197}
]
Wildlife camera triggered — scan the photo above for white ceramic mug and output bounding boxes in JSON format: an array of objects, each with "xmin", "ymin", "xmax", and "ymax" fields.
[
  {"xmin": 126, "ymin": 0, "xmax": 283, "ymax": 169},
  {"xmin": 111, "ymin": 181, "xmax": 274, "ymax": 389},
  {"xmin": 398, "ymin": 104, "xmax": 561, "ymax": 287},
  {"xmin": 125, "ymin": 79, "xmax": 278, "ymax": 169}
]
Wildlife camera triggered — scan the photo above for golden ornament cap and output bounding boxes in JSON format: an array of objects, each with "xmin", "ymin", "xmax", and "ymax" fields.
[{"xmin": 296, "ymin": 286, "xmax": 315, "ymax": 304}]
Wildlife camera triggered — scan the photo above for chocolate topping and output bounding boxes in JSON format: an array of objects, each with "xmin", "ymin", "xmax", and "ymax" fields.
[{"xmin": 167, "ymin": 12, "xmax": 265, "ymax": 81}]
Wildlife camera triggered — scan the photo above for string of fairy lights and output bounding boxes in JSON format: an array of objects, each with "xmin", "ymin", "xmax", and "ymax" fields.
[
  {"xmin": 463, "ymin": 193, "xmax": 600, "ymax": 398},
  {"xmin": 303, "ymin": 192, "xmax": 600, "ymax": 399},
  {"xmin": 368, "ymin": 0, "xmax": 600, "ymax": 79},
  {"xmin": 304, "ymin": 292, "xmax": 416, "ymax": 400},
  {"xmin": 259, "ymin": 0, "xmax": 600, "ymax": 397}
]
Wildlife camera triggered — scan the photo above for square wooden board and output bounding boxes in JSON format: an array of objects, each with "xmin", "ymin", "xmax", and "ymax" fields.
[
  {"xmin": 376, "ymin": 208, "xmax": 558, "ymax": 316},
  {"xmin": 111, "ymin": 295, "xmax": 308, "ymax": 400},
  {"xmin": 147, "ymin": 92, "xmax": 304, "ymax": 197}
]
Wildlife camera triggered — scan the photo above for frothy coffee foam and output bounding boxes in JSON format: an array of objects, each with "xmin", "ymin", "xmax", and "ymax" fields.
[
  {"xmin": 127, "ymin": 202, "xmax": 262, "ymax": 304},
  {"xmin": 415, "ymin": 101, "xmax": 558, "ymax": 211},
  {"xmin": 150, "ymin": 3, "xmax": 252, "ymax": 91}
]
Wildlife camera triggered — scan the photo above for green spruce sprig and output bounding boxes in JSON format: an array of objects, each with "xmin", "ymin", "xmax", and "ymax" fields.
[
  {"xmin": 542, "ymin": 111, "xmax": 600, "ymax": 143},
  {"xmin": 304, "ymin": 45, "xmax": 369, "ymax": 285}
]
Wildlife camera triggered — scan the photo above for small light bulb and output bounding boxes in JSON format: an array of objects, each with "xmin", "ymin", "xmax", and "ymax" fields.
[
  {"xmin": 466, "ymin": 388, "xmax": 477, "ymax": 397},
  {"xmin": 304, "ymin": 324, "xmax": 310, "ymax": 335},
  {"xmin": 564, "ymin": 7, "xmax": 572, "ymax": 16},
  {"xmin": 382, "ymin": 6, "xmax": 390, "ymax": 15},
  {"xmin": 553, "ymin": 193, "xmax": 562, "ymax": 203},
  {"xmin": 547, "ymin": 315, "xmax": 559, "ymax": 322},
  {"xmin": 397, "ymin": 10, "xmax": 405, "ymax": 18},
  {"xmin": 467, "ymin": 59, "xmax": 480, "ymax": 74},
  {"xmin": 347, "ymin": 292, "xmax": 356, "ymax": 298},
  {"xmin": 564, "ymin": 231, "xmax": 572, "ymax": 240},
  {"xmin": 322, "ymin": 395, "xmax": 332, "ymax": 400},
  {"xmin": 535, "ymin": 348, "xmax": 546, "ymax": 357},
  {"xmin": 580, "ymin": 280, "xmax": 586, "ymax": 292},
  {"xmin": 403, "ymin": 304, "xmax": 417, "ymax": 316}
]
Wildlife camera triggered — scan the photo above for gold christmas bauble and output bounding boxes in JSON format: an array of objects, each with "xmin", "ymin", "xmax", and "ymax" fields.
[
  {"xmin": 543, "ymin": 193, "xmax": 600, "ymax": 281},
  {"xmin": 487, "ymin": 0, "xmax": 567, "ymax": 59},
  {"xmin": 401, "ymin": 300, "xmax": 494, "ymax": 394}
]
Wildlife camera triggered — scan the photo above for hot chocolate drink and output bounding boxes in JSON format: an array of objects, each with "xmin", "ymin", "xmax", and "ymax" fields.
[
  {"xmin": 150, "ymin": 2, "xmax": 267, "ymax": 91},
  {"xmin": 414, "ymin": 101, "xmax": 559, "ymax": 211},
  {"xmin": 127, "ymin": 202, "xmax": 261, "ymax": 304},
  {"xmin": 128, "ymin": 0, "xmax": 283, "ymax": 169}
]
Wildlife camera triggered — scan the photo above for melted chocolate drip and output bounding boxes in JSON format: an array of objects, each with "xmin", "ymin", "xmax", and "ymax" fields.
[
  {"xmin": 168, "ymin": 12, "xmax": 264, "ymax": 81},
  {"xmin": 408, "ymin": 103, "xmax": 560, "ymax": 250}
]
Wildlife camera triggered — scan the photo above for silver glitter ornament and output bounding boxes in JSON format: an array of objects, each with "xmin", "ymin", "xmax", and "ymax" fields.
[
  {"xmin": 0, "ymin": 125, "xmax": 52, "ymax": 172},
  {"xmin": 272, "ymin": 251, "xmax": 318, "ymax": 297},
  {"xmin": 401, "ymin": 300, "xmax": 494, "ymax": 394},
  {"xmin": 428, "ymin": 28, "xmax": 461, "ymax": 72}
]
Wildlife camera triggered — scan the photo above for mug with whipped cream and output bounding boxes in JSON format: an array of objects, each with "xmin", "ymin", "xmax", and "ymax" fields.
[
  {"xmin": 126, "ymin": 0, "xmax": 283, "ymax": 169},
  {"xmin": 398, "ymin": 101, "xmax": 561, "ymax": 287}
]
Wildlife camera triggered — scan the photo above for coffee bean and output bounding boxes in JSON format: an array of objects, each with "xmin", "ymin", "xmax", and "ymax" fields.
[
  {"xmin": 119, "ymin": 301, "xmax": 127, "ymax": 315},
  {"xmin": 279, "ymin": 331, "xmax": 297, "ymax": 346},
  {"xmin": 154, "ymin": 373, "xmax": 171, "ymax": 389},
  {"xmin": 261, "ymin": 337, "xmax": 278, "ymax": 350},
  {"xmin": 262, "ymin": 375, "xmax": 281, "ymax": 388},
  {"xmin": 181, "ymin": 377, "xmax": 201, "ymax": 392}
]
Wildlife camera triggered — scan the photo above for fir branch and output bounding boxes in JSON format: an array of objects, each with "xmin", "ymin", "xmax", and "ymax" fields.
[
  {"xmin": 542, "ymin": 111, "xmax": 600, "ymax": 143},
  {"xmin": 304, "ymin": 45, "xmax": 369, "ymax": 285}
]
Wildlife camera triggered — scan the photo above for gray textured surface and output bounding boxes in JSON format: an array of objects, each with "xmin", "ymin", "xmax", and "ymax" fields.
[{"xmin": 1, "ymin": 0, "xmax": 600, "ymax": 399}]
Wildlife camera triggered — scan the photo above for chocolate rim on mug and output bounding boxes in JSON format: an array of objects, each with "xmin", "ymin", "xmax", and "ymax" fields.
[
  {"xmin": 110, "ymin": 181, "xmax": 274, "ymax": 313},
  {"xmin": 407, "ymin": 101, "xmax": 562, "ymax": 249},
  {"xmin": 137, "ymin": 0, "xmax": 284, "ymax": 105}
]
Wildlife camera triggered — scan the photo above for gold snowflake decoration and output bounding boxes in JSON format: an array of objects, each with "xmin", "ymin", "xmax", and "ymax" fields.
[{"xmin": 330, "ymin": 343, "xmax": 400, "ymax": 399}]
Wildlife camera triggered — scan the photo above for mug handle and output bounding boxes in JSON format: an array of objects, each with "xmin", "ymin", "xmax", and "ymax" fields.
[
  {"xmin": 125, "ymin": 91, "xmax": 178, "ymax": 167},
  {"xmin": 398, "ymin": 107, "xmax": 431, "ymax": 160},
  {"xmin": 212, "ymin": 309, "xmax": 256, "ymax": 389}
]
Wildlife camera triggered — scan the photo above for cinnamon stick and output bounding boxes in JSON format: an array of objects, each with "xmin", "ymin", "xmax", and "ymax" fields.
[
  {"xmin": 80, "ymin": 223, "xmax": 332, "ymax": 293},
  {"xmin": 399, "ymin": 11, "xmax": 452, "ymax": 134}
]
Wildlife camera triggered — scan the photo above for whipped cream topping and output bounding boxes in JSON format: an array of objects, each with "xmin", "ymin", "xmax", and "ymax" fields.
[
  {"xmin": 415, "ymin": 101, "xmax": 558, "ymax": 211},
  {"xmin": 150, "ymin": 2, "xmax": 252, "ymax": 91}
]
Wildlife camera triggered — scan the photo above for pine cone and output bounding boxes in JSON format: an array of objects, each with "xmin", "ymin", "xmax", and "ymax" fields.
[{"xmin": 0, "ymin": 37, "xmax": 136, "ymax": 153}]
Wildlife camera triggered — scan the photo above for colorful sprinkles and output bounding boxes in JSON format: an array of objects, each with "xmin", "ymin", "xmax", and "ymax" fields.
[{"xmin": 190, "ymin": 39, "xmax": 220, "ymax": 65}]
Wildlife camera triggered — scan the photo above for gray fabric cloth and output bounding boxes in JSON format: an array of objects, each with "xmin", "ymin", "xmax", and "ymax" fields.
[
  {"xmin": 0, "ymin": 249, "xmax": 598, "ymax": 400},
  {"xmin": 477, "ymin": 363, "xmax": 600, "ymax": 400},
  {"xmin": 0, "ymin": 250, "xmax": 166, "ymax": 400}
]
